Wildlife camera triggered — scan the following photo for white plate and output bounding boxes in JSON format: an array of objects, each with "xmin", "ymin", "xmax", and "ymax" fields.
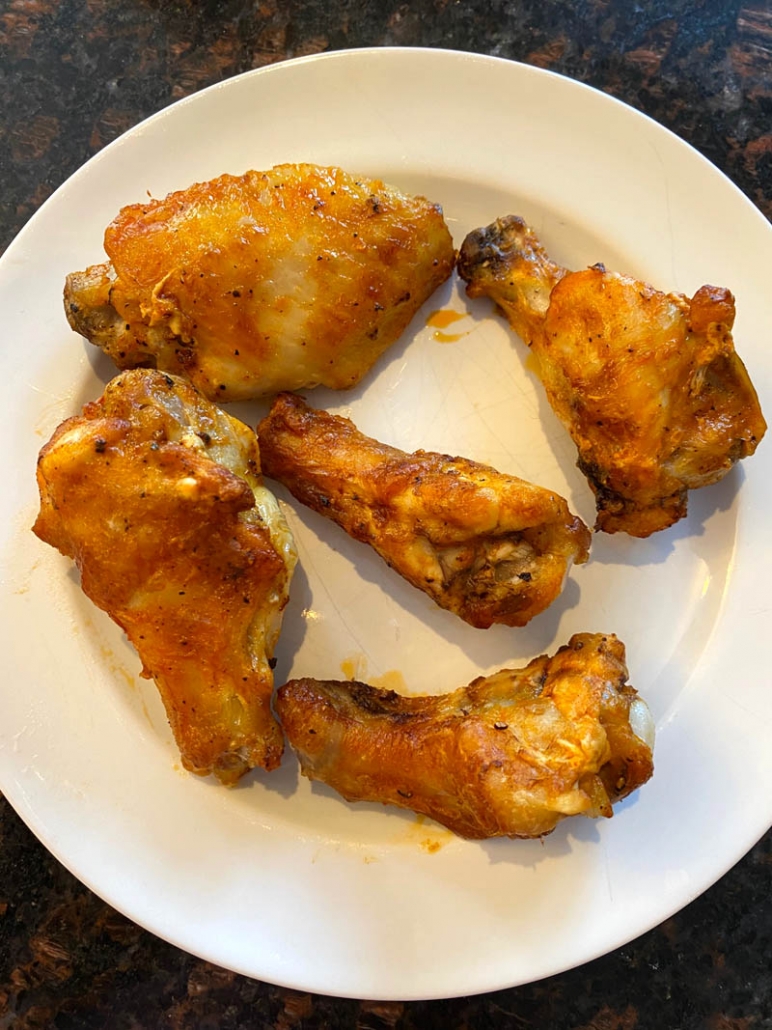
[{"xmin": 1, "ymin": 48, "xmax": 771, "ymax": 1001}]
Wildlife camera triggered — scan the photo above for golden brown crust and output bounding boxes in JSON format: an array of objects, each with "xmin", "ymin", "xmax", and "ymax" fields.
[
  {"xmin": 258, "ymin": 393, "xmax": 591, "ymax": 629},
  {"xmin": 64, "ymin": 164, "xmax": 455, "ymax": 400},
  {"xmin": 33, "ymin": 369, "xmax": 297, "ymax": 784},
  {"xmin": 458, "ymin": 215, "xmax": 766, "ymax": 537},
  {"xmin": 277, "ymin": 633, "xmax": 654, "ymax": 839}
]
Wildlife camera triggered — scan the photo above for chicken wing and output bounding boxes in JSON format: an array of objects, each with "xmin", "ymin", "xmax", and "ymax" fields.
[
  {"xmin": 258, "ymin": 392, "xmax": 590, "ymax": 629},
  {"xmin": 458, "ymin": 216, "xmax": 766, "ymax": 536},
  {"xmin": 277, "ymin": 633, "xmax": 654, "ymax": 839},
  {"xmin": 64, "ymin": 164, "xmax": 455, "ymax": 401},
  {"xmin": 33, "ymin": 369, "xmax": 297, "ymax": 784}
]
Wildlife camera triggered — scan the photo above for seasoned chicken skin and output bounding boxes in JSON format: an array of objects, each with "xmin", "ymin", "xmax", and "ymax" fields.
[
  {"xmin": 277, "ymin": 633, "xmax": 654, "ymax": 839},
  {"xmin": 33, "ymin": 369, "xmax": 297, "ymax": 784},
  {"xmin": 458, "ymin": 216, "xmax": 766, "ymax": 536},
  {"xmin": 258, "ymin": 393, "xmax": 591, "ymax": 629},
  {"xmin": 64, "ymin": 164, "xmax": 455, "ymax": 401}
]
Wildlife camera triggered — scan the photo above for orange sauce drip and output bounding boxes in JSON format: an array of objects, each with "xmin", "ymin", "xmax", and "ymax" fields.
[
  {"xmin": 421, "ymin": 839, "xmax": 443, "ymax": 854},
  {"xmin": 426, "ymin": 308, "xmax": 469, "ymax": 344},
  {"xmin": 426, "ymin": 308, "xmax": 466, "ymax": 330},
  {"xmin": 340, "ymin": 654, "xmax": 366, "ymax": 681},
  {"xmin": 407, "ymin": 814, "xmax": 453, "ymax": 854},
  {"xmin": 340, "ymin": 659, "xmax": 408, "ymax": 694}
]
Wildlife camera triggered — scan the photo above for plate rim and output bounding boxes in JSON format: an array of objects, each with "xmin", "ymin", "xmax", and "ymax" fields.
[
  {"xmin": 2, "ymin": 46, "xmax": 771, "ymax": 1000},
  {"xmin": 4, "ymin": 46, "xmax": 770, "ymax": 272}
]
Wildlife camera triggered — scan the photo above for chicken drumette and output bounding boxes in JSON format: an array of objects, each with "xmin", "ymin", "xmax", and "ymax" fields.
[
  {"xmin": 64, "ymin": 164, "xmax": 455, "ymax": 401},
  {"xmin": 458, "ymin": 216, "xmax": 766, "ymax": 536},
  {"xmin": 277, "ymin": 633, "xmax": 654, "ymax": 839},
  {"xmin": 33, "ymin": 369, "xmax": 297, "ymax": 784},
  {"xmin": 258, "ymin": 392, "xmax": 590, "ymax": 629}
]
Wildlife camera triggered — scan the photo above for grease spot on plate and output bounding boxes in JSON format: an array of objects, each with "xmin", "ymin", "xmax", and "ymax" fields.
[
  {"xmin": 369, "ymin": 668, "xmax": 408, "ymax": 692},
  {"xmin": 12, "ymin": 558, "xmax": 42, "ymax": 595},
  {"xmin": 101, "ymin": 649, "xmax": 137, "ymax": 693},
  {"xmin": 401, "ymin": 812, "xmax": 453, "ymax": 854},
  {"xmin": 340, "ymin": 657, "xmax": 408, "ymax": 695},
  {"xmin": 524, "ymin": 349, "xmax": 541, "ymax": 375},
  {"xmin": 84, "ymin": 620, "xmax": 138, "ymax": 694},
  {"xmin": 340, "ymin": 653, "xmax": 367, "ymax": 681}
]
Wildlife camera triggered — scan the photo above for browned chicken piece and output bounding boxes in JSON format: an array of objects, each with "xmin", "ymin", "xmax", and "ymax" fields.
[
  {"xmin": 64, "ymin": 164, "xmax": 455, "ymax": 401},
  {"xmin": 258, "ymin": 393, "xmax": 590, "ymax": 629},
  {"xmin": 33, "ymin": 369, "xmax": 297, "ymax": 784},
  {"xmin": 277, "ymin": 633, "xmax": 654, "ymax": 839},
  {"xmin": 458, "ymin": 216, "xmax": 766, "ymax": 537}
]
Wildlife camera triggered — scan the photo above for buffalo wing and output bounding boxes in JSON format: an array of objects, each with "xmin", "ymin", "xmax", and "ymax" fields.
[
  {"xmin": 258, "ymin": 393, "xmax": 590, "ymax": 629},
  {"xmin": 64, "ymin": 164, "xmax": 455, "ymax": 400},
  {"xmin": 458, "ymin": 215, "xmax": 766, "ymax": 536},
  {"xmin": 33, "ymin": 369, "xmax": 297, "ymax": 783},
  {"xmin": 277, "ymin": 633, "xmax": 654, "ymax": 839}
]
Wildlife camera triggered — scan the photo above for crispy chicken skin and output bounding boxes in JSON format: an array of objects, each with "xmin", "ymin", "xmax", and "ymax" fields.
[
  {"xmin": 33, "ymin": 369, "xmax": 297, "ymax": 784},
  {"xmin": 258, "ymin": 393, "xmax": 591, "ymax": 629},
  {"xmin": 458, "ymin": 216, "xmax": 766, "ymax": 536},
  {"xmin": 277, "ymin": 633, "xmax": 654, "ymax": 839},
  {"xmin": 64, "ymin": 164, "xmax": 455, "ymax": 401}
]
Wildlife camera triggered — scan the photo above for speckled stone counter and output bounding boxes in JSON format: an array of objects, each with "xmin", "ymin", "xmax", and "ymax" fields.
[{"xmin": 2, "ymin": 2, "xmax": 771, "ymax": 1027}]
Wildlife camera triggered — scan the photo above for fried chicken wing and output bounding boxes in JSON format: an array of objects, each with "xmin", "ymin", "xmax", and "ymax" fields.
[
  {"xmin": 458, "ymin": 216, "xmax": 766, "ymax": 536},
  {"xmin": 64, "ymin": 164, "xmax": 455, "ymax": 401},
  {"xmin": 33, "ymin": 369, "xmax": 297, "ymax": 784},
  {"xmin": 277, "ymin": 633, "xmax": 654, "ymax": 839},
  {"xmin": 257, "ymin": 393, "xmax": 590, "ymax": 629}
]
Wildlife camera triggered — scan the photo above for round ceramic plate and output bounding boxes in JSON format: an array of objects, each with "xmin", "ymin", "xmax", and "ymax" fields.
[{"xmin": 1, "ymin": 49, "xmax": 771, "ymax": 1000}]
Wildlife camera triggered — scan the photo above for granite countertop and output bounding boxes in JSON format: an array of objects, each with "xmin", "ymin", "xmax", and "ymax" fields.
[{"xmin": 2, "ymin": 1, "xmax": 771, "ymax": 1026}]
